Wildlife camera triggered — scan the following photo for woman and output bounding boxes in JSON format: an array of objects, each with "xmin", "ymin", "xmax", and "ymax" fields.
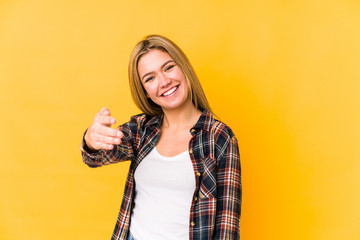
[{"xmin": 81, "ymin": 35, "xmax": 241, "ymax": 240}]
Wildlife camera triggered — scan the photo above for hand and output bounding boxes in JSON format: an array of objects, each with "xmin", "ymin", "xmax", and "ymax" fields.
[{"xmin": 84, "ymin": 107, "xmax": 123, "ymax": 151}]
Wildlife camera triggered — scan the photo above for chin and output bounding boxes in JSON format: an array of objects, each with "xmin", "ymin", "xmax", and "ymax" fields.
[{"xmin": 161, "ymin": 100, "xmax": 189, "ymax": 111}]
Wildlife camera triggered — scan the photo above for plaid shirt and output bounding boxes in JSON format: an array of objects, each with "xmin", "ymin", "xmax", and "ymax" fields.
[{"xmin": 81, "ymin": 110, "xmax": 241, "ymax": 239}]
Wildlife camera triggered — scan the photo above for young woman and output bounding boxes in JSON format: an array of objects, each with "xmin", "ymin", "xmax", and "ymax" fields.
[{"xmin": 81, "ymin": 35, "xmax": 241, "ymax": 240}]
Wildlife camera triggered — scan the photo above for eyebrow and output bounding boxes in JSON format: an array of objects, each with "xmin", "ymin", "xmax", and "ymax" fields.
[{"xmin": 141, "ymin": 60, "xmax": 175, "ymax": 81}]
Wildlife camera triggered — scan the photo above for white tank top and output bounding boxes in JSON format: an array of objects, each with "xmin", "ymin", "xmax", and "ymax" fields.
[{"xmin": 129, "ymin": 147, "xmax": 196, "ymax": 240}]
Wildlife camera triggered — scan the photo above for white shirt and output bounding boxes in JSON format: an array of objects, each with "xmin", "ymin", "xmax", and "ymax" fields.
[{"xmin": 129, "ymin": 147, "xmax": 196, "ymax": 240}]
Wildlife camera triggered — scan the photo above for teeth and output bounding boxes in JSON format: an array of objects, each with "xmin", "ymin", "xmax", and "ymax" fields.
[{"xmin": 163, "ymin": 86, "xmax": 177, "ymax": 96}]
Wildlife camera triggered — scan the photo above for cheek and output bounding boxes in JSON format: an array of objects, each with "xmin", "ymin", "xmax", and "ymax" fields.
[
  {"xmin": 181, "ymin": 74, "xmax": 190, "ymax": 91},
  {"xmin": 143, "ymin": 83, "xmax": 157, "ymax": 97},
  {"xmin": 175, "ymin": 68, "xmax": 186, "ymax": 78}
]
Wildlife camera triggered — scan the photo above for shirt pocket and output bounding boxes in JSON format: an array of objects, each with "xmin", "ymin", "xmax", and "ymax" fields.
[{"xmin": 199, "ymin": 157, "xmax": 217, "ymax": 199}]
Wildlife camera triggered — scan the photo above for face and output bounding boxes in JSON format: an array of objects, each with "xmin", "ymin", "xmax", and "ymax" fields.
[{"xmin": 137, "ymin": 49, "xmax": 190, "ymax": 111}]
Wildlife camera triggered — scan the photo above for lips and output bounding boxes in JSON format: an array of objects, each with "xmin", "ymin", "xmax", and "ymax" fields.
[{"xmin": 161, "ymin": 85, "xmax": 179, "ymax": 97}]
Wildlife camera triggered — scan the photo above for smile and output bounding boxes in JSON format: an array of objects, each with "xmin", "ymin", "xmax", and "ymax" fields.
[{"xmin": 162, "ymin": 86, "xmax": 178, "ymax": 97}]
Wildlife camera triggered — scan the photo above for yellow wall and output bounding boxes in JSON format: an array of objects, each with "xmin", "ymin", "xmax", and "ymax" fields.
[{"xmin": 1, "ymin": 0, "xmax": 359, "ymax": 239}]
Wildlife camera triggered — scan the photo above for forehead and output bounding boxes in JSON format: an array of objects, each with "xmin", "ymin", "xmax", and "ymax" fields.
[{"xmin": 137, "ymin": 49, "xmax": 173, "ymax": 75}]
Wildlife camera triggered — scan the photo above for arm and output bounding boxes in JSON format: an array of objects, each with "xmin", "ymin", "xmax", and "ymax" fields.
[
  {"xmin": 80, "ymin": 125, "xmax": 134, "ymax": 168},
  {"xmin": 80, "ymin": 107, "xmax": 136, "ymax": 168},
  {"xmin": 214, "ymin": 135, "xmax": 241, "ymax": 239}
]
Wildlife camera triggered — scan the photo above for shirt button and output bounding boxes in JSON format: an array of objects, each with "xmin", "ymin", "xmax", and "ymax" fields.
[
  {"xmin": 191, "ymin": 129, "xmax": 196, "ymax": 133},
  {"xmin": 191, "ymin": 222, "xmax": 195, "ymax": 226},
  {"xmin": 189, "ymin": 149, "xmax": 193, "ymax": 154},
  {"xmin": 194, "ymin": 196, "xmax": 198, "ymax": 201},
  {"xmin": 196, "ymin": 172, "xmax": 201, "ymax": 177}
]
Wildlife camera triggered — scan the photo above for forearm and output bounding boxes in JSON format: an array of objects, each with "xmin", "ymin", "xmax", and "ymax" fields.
[{"xmin": 80, "ymin": 129, "xmax": 133, "ymax": 168}]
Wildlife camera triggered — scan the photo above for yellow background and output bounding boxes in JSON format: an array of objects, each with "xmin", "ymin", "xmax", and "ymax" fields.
[{"xmin": 1, "ymin": 0, "xmax": 359, "ymax": 239}]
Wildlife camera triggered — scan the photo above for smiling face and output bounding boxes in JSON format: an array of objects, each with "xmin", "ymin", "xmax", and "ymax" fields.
[{"xmin": 137, "ymin": 49, "xmax": 191, "ymax": 112}]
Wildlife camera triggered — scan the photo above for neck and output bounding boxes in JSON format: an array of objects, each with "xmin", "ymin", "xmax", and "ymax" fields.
[{"xmin": 161, "ymin": 100, "xmax": 202, "ymax": 130}]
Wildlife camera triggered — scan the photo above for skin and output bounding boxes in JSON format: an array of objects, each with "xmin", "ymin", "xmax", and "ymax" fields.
[
  {"xmin": 138, "ymin": 49, "xmax": 190, "ymax": 113},
  {"xmin": 84, "ymin": 107, "xmax": 123, "ymax": 151},
  {"xmin": 85, "ymin": 49, "xmax": 201, "ymax": 156}
]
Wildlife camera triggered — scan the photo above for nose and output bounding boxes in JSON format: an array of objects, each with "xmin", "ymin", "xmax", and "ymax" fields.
[{"xmin": 158, "ymin": 72, "xmax": 171, "ymax": 88}]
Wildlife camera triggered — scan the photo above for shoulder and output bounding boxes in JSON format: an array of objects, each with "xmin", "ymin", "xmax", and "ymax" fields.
[
  {"xmin": 210, "ymin": 118, "xmax": 236, "ymax": 140},
  {"xmin": 208, "ymin": 119, "xmax": 240, "ymax": 162},
  {"xmin": 209, "ymin": 118, "xmax": 239, "ymax": 157},
  {"xmin": 196, "ymin": 110, "xmax": 237, "ymax": 145}
]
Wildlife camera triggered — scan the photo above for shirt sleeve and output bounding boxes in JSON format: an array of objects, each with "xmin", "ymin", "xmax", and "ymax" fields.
[
  {"xmin": 214, "ymin": 135, "xmax": 241, "ymax": 239},
  {"xmin": 80, "ymin": 118, "xmax": 137, "ymax": 168}
]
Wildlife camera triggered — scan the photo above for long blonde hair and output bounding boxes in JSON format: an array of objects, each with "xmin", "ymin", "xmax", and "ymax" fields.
[{"xmin": 128, "ymin": 34, "xmax": 211, "ymax": 116}]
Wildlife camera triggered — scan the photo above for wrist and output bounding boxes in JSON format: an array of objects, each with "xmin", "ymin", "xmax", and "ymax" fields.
[{"xmin": 84, "ymin": 130, "xmax": 98, "ymax": 153}]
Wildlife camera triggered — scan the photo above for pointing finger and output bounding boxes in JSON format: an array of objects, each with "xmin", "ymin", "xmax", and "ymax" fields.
[{"xmin": 99, "ymin": 107, "xmax": 111, "ymax": 116}]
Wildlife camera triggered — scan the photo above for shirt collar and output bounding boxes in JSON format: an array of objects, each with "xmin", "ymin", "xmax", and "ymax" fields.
[
  {"xmin": 144, "ymin": 114, "xmax": 163, "ymax": 128},
  {"xmin": 191, "ymin": 109, "xmax": 214, "ymax": 133}
]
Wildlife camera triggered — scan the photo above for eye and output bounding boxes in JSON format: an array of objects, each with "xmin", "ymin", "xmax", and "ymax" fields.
[
  {"xmin": 145, "ymin": 76, "xmax": 154, "ymax": 82},
  {"xmin": 165, "ymin": 65, "xmax": 175, "ymax": 71}
]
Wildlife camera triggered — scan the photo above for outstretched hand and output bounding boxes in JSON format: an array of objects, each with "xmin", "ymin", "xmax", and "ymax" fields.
[{"xmin": 84, "ymin": 107, "xmax": 123, "ymax": 151}]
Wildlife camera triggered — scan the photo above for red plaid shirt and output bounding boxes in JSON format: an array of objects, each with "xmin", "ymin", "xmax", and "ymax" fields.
[{"xmin": 81, "ymin": 110, "xmax": 241, "ymax": 239}]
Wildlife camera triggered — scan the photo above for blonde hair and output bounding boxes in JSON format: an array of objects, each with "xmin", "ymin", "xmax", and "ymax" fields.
[{"xmin": 128, "ymin": 34, "xmax": 211, "ymax": 116}]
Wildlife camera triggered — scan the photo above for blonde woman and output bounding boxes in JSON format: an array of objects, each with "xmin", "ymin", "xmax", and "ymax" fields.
[{"xmin": 81, "ymin": 35, "xmax": 241, "ymax": 240}]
